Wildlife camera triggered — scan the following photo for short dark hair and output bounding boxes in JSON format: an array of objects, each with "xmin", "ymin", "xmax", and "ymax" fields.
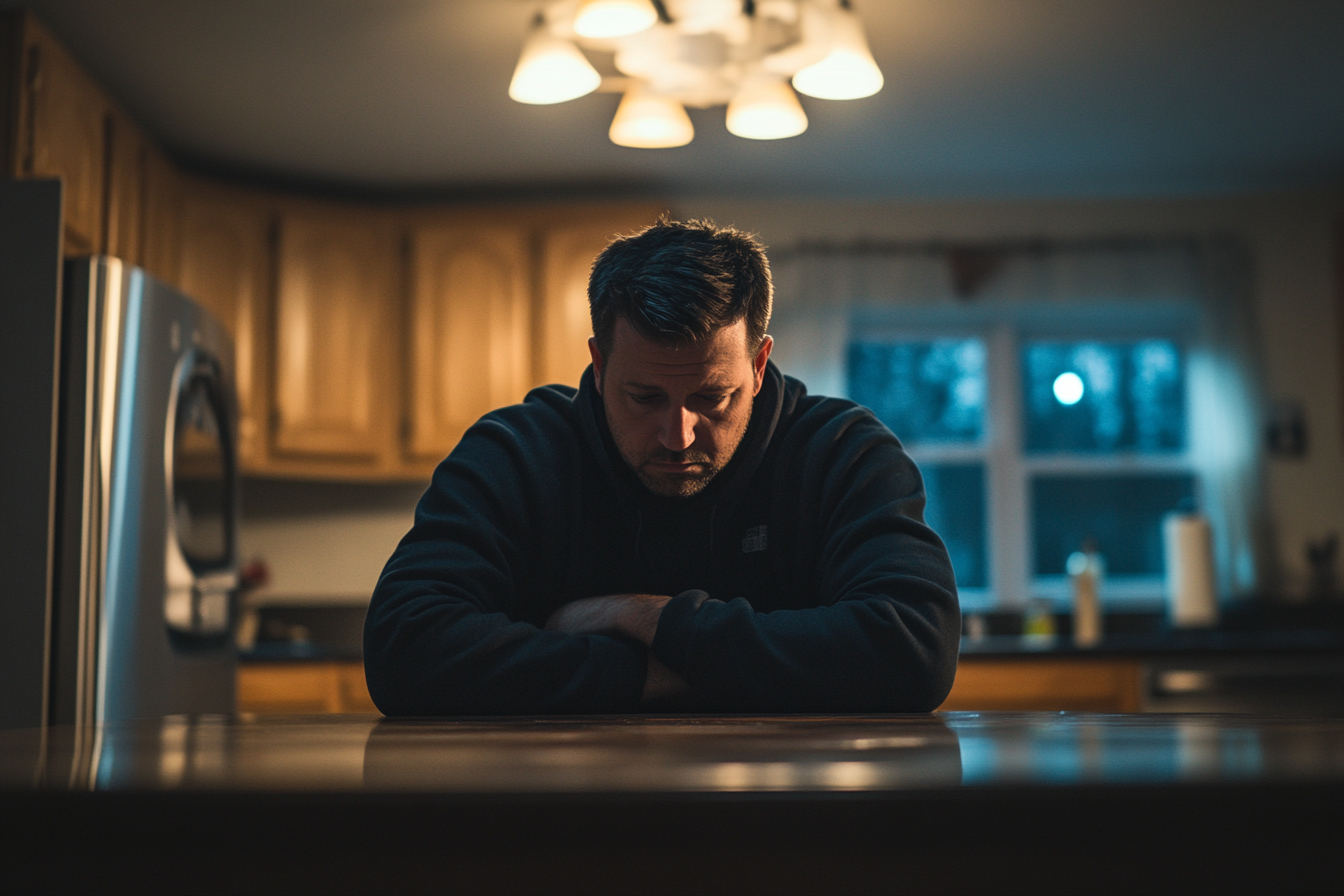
[{"xmin": 588, "ymin": 218, "xmax": 772, "ymax": 359}]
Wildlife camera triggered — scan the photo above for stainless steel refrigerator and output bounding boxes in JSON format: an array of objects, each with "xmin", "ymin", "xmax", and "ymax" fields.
[{"xmin": 1, "ymin": 179, "xmax": 237, "ymax": 731}]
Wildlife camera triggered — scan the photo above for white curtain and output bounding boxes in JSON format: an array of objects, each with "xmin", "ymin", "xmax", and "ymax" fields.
[{"xmin": 767, "ymin": 237, "xmax": 1266, "ymax": 600}]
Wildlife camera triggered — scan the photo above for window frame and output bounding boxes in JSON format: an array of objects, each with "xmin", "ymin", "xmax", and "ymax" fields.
[{"xmin": 850, "ymin": 313, "xmax": 1199, "ymax": 613}]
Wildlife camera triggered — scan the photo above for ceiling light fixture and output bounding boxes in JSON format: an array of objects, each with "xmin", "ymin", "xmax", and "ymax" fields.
[
  {"xmin": 610, "ymin": 85, "xmax": 696, "ymax": 147},
  {"xmin": 509, "ymin": 0, "xmax": 884, "ymax": 147},
  {"xmin": 509, "ymin": 15, "xmax": 603, "ymax": 104},
  {"xmin": 574, "ymin": 0, "xmax": 661, "ymax": 39}
]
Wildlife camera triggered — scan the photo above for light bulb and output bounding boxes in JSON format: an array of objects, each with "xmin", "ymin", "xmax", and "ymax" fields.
[
  {"xmin": 609, "ymin": 87, "xmax": 694, "ymax": 148},
  {"xmin": 574, "ymin": 0, "xmax": 658, "ymax": 39},
  {"xmin": 725, "ymin": 77, "xmax": 807, "ymax": 140},
  {"xmin": 792, "ymin": 3, "xmax": 884, "ymax": 100},
  {"xmin": 508, "ymin": 27, "xmax": 601, "ymax": 104}
]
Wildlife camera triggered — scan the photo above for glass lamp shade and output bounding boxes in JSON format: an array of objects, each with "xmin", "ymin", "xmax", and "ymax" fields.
[
  {"xmin": 508, "ymin": 30, "xmax": 601, "ymax": 104},
  {"xmin": 792, "ymin": 5, "xmax": 884, "ymax": 100},
  {"xmin": 574, "ymin": 0, "xmax": 658, "ymax": 39},
  {"xmin": 609, "ymin": 88, "xmax": 694, "ymax": 147},
  {"xmin": 725, "ymin": 77, "xmax": 808, "ymax": 140}
]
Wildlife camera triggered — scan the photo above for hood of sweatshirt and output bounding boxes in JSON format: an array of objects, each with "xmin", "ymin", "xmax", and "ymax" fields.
[{"xmin": 573, "ymin": 359, "xmax": 787, "ymax": 568}]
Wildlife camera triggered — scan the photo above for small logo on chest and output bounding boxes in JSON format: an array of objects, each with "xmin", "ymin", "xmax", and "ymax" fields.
[{"xmin": 741, "ymin": 525, "xmax": 769, "ymax": 553}]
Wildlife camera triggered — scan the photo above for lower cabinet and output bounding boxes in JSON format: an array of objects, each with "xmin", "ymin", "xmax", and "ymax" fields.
[
  {"xmin": 939, "ymin": 657, "xmax": 1144, "ymax": 712},
  {"xmin": 237, "ymin": 661, "xmax": 378, "ymax": 714}
]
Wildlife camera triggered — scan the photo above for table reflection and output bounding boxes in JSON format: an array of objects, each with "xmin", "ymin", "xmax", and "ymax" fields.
[{"xmin": 3, "ymin": 712, "xmax": 1344, "ymax": 792}]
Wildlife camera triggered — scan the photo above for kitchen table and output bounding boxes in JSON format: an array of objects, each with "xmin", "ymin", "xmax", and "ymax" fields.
[{"xmin": 2, "ymin": 712, "xmax": 1341, "ymax": 894}]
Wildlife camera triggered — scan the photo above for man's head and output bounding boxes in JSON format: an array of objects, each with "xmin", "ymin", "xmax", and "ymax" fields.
[{"xmin": 587, "ymin": 219, "xmax": 774, "ymax": 498}]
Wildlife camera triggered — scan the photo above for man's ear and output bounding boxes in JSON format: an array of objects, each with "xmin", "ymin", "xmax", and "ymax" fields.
[
  {"xmin": 588, "ymin": 337, "xmax": 605, "ymax": 394},
  {"xmin": 752, "ymin": 335, "xmax": 773, "ymax": 395}
]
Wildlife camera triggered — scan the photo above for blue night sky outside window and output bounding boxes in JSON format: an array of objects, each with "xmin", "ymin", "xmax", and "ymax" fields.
[
  {"xmin": 922, "ymin": 464, "xmax": 987, "ymax": 589},
  {"xmin": 1023, "ymin": 340, "xmax": 1184, "ymax": 453},
  {"xmin": 847, "ymin": 339, "xmax": 986, "ymax": 446},
  {"xmin": 847, "ymin": 339, "xmax": 988, "ymax": 592}
]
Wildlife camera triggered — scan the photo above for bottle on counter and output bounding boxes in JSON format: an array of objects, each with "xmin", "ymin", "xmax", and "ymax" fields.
[{"xmin": 1066, "ymin": 542, "xmax": 1104, "ymax": 647}]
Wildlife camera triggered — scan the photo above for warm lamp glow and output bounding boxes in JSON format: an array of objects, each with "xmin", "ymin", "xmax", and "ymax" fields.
[
  {"xmin": 609, "ymin": 87, "xmax": 694, "ymax": 148},
  {"xmin": 792, "ymin": 3, "xmax": 884, "ymax": 100},
  {"xmin": 508, "ymin": 27, "xmax": 601, "ymax": 104},
  {"xmin": 726, "ymin": 77, "xmax": 808, "ymax": 140},
  {"xmin": 574, "ymin": 0, "xmax": 658, "ymax": 39}
]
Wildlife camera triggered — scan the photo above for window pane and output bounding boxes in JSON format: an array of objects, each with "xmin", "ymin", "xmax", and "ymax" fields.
[
  {"xmin": 1032, "ymin": 474, "xmax": 1196, "ymax": 576},
  {"xmin": 1023, "ymin": 340, "xmax": 1184, "ymax": 453},
  {"xmin": 848, "ymin": 339, "xmax": 986, "ymax": 445},
  {"xmin": 922, "ymin": 463, "xmax": 987, "ymax": 589}
]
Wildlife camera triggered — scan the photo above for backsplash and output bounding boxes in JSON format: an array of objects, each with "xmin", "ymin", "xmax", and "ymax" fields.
[{"xmin": 238, "ymin": 479, "xmax": 426, "ymax": 604}]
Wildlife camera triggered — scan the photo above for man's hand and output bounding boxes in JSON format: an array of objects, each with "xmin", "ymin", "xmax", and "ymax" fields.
[
  {"xmin": 546, "ymin": 594, "xmax": 690, "ymax": 702},
  {"xmin": 642, "ymin": 654, "xmax": 689, "ymax": 702},
  {"xmin": 544, "ymin": 593, "xmax": 671, "ymax": 647}
]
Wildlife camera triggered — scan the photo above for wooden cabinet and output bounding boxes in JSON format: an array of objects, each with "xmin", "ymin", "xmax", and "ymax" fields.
[
  {"xmin": 237, "ymin": 661, "xmax": 377, "ymax": 714},
  {"xmin": 9, "ymin": 14, "xmax": 107, "ymax": 254},
  {"xmin": 939, "ymin": 656, "xmax": 1144, "ymax": 712},
  {"xmin": 535, "ymin": 207, "xmax": 664, "ymax": 389},
  {"xmin": 2, "ymin": 15, "xmax": 668, "ymax": 482},
  {"xmin": 404, "ymin": 221, "xmax": 532, "ymax": 466},
  {"xmin": 177, "ymin": 183, "xmax": 273, "ymax": 467},
  {"xmin": 138, "ymin": 143, "xmax": 182, "ymax": 286},
  {"xmin": 271, "ymin": 206, "xmax": 401, "ymax": 474},
  {"xmin": 102, "ymin": 110, "xmax": 145, "ymax": 265}
]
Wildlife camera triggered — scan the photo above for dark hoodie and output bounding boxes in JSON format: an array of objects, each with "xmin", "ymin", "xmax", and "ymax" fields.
[{"xmin": 364, "ymin": 361, "xmax": 960, "ymax": 714}]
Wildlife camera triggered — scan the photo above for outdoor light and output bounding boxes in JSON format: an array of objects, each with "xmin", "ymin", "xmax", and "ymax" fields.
[{"xmin": 1053, "ymin": 372, "xmax": 1085, "ymax": 405}]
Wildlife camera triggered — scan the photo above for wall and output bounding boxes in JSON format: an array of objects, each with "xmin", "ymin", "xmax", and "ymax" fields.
[
  {"xmin": 238, "ymin": 480, "xmax": 425, "ymax": 604},
  {"xmin": 239, "ymin": 191, "xmax": 1342, "ymax": 604}
]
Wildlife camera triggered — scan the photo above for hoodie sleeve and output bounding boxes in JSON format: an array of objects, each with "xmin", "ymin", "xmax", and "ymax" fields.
[
  {"xmin": 363, "ymin": 395, "xmax": 648, "ymax": 715},
  {"xmin": 649, "ymin": 402, "xmax": 961, "ymax": 713}
]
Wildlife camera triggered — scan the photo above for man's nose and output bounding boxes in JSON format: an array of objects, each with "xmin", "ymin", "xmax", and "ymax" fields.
[{"xmin": 659, "ymin": 404, "xmax": 696, "ymax": 451}]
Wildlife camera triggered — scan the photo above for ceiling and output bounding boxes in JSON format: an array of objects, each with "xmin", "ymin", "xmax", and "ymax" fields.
[{"xmin": 7, "ymin": 0, "xmax": 1344, "ymax": 200}]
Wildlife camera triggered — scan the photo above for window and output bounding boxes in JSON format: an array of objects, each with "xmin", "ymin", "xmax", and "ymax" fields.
[{"xmin": 847, "ymin": 319, "xmax": 1196, "ymax": 611}]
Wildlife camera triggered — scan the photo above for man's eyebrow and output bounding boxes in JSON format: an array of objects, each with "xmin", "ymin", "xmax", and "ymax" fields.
[{"xmin": 621, "ymin": 379, "xmax": 737, "ymax": 393}]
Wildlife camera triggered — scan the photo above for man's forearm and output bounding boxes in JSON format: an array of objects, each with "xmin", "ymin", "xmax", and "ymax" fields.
[{"xmin": 544, "ymin": 593, "xmax": 672, "ymax": 646}]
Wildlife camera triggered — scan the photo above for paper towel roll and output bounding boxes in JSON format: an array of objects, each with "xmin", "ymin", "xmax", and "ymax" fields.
[{"xmin": 1164, "ymin": 513, "xmax": 1219, "ymax": 627}]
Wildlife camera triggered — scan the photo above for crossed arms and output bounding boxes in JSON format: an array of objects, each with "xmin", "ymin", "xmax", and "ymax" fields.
[{"xmin": 544, "ymin": 594, "xmax": 687, "ymax": 701}]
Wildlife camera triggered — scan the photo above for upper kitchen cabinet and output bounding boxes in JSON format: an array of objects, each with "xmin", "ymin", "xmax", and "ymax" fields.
[
  {"xmin": 405, "ymin": 220, "xmax": 531, "ymax": 467},
  {"xmin": 177, "ymin": 182, "xmax": 274, "ymax": 469},
  {"xmin": 6, "ymin": 13, "xmax": 106, "ymax": 254},
  {"xmin": 535, "ymin": 205, "xmax": 666, "ymax": 389},
  {"xmin": 138, "ymin": 142, "xmax": 183, "ymax": 287},
  {"xmin": 101, "ymin": 110, "xmax": 146, "ymax": 266},
  {"xmin": 270, "ymin": 204, "xmax": 402, "ymax": 478}
]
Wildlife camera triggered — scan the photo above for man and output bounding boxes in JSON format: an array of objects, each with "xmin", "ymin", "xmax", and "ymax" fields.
[{"xmin": 365, "ymin": 219, "xmax": 959, "ymax": 714}]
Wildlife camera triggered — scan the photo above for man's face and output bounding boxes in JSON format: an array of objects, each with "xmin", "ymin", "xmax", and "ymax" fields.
[{"xmin": 590, "ymin": 317, "xmax": 772, "ymax": 498}]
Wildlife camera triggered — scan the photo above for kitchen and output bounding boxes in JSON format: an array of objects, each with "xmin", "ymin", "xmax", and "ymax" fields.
[{"xmin": 1, "ymin": 1, "xmax": 1342, "ymax": 891}]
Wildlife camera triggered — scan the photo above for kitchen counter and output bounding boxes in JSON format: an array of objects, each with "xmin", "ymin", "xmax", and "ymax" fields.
[{"xmin": 2, "ymin": 712, "xmax": 1341, "ymax": 893}]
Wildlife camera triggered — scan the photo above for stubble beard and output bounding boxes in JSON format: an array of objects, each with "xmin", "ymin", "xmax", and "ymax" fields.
[{"xmin": 609, "ymin": 398, "xmax": 753, "ymax": 499}]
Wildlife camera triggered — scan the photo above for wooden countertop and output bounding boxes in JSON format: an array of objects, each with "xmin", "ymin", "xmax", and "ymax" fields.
[{"xmin": 2, "ymin": 712, "xmax": 1341, "ymax": 892}]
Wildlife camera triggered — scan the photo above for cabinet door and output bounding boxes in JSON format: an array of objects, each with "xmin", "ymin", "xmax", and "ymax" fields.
[
  {"xmin": 102, "ymin": 110, "xmax": 144, "ymax": 266},
  {"xmin": 273, "ymin": 209, "xmax": 399, "ymax": 463},
  {"xmin": 407, "ymin": 224, "xmax": 531, "ymax": 461},
  {"xmin": 16, "ymin": 16, "xmax": 106, "ymax": 254},
  {"xmin": 139, "ymin": 144, "xmax": 182, "ymax": 286},
  {"xmin": 536, "ymin": 207, "xmax": 664, "ymax": 389},
  {"xmin": 178, "ymin": 184, "xmax": 272, "ymax": 468}
]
